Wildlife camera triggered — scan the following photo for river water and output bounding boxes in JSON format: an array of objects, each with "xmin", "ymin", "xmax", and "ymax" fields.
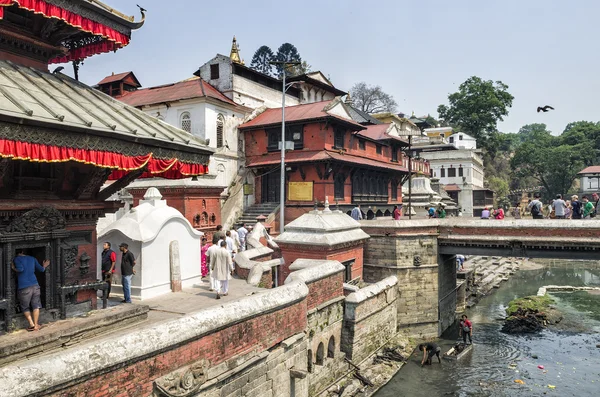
[{"xmin": 376, "ymin": 261, "xmax": 600, "ymax": 397}]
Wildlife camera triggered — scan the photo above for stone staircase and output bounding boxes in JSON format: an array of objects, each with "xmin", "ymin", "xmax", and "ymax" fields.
[{"xmin": 236, "ymin": 203, "xmax": 279, "ymax": 227}]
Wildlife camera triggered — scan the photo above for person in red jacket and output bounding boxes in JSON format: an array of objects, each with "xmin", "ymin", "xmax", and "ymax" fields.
[
  {"xmin": 459, "ymin": 314, "xmax": 473, "ymax": 345},
  {"xmin": 493, "ymin": 206, "xmax": 505, "ymax": 220}
]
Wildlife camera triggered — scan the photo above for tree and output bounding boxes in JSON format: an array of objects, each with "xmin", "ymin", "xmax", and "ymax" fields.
[
  {"xmin": 274, "ymin": 43, "xmax": 302, "ymax": 77},
  {"xmin": 486, "ymin": 176, "xmax": 509, "ymax": 199},
  {"xmin": 437, "ymin": 76, "xmax": 514, "ymax": 148},
  {"xmin": 561, "ymin": 121, "xmax": 600, "ymax": 162},
  {"xmin": 250, "ymin": 45, "xmax": 275, "ymax": 76},
  {"xmin": 516, "ymin": 123, "xmax": 553, "ymax": 144},
  {"xmin": 511, "ymin": 140, "xmax": 595, "ymax": 197},
  {"xmin": 349, "ymin": 82, "xmax": 398, "ymax": 113},
  {"xmin": 287, "ymin": 60, "xmax": 312, "ymax": 77}
]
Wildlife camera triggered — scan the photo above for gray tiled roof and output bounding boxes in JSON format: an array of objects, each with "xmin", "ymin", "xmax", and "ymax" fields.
[
  {"xmin": 0, "ymin": 60, "xmax": 213, "ymax": 157},
  {"xmin": 344, "ymin": 104, "xmax": 383, "ymax": 125}
]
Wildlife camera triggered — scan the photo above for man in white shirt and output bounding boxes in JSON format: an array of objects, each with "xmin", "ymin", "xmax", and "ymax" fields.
[
  {"xmin": 552, "ymin": 194, "xmax": 567, "ymax": 219},
  {"xmin": 237, "ymin": 223, "xmax": 248, "ymax": 251},
  {"xmin": 229, "ymin": 228, "xmax": 240, "ymax": 252},
  {"xmin": 225, "ymin": 231, "xmax": 236, "ymax": 257},
  {"xmin": 205, "ymin": 235, "xmax": 222, "ymax": 292},
  {"xmin": 210, "ymin": 241, "xmax": 234, "ymax": 299}
]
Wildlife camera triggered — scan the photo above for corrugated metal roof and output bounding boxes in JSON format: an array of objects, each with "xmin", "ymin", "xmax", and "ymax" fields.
[
  {"xmin": 579, "ymin": 166, "xmax": 600, "ymax": 174},
  {"xmin": 0, "ymin": 60, "xmax": 213, "ymax": 156},
  {"xmin": 246, "ymin": 150, "xmax": 408, "ymax": 173},
  {"xmin": 116, "ymin": 77, "xmax": 236, "ymax": 108},
  {"xmin": 238, "ymin": 100, "xmax": 364, "ymax": 130}
]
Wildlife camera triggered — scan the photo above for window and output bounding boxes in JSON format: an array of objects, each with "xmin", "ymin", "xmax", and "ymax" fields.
[
  {"xmin": 391, "ymin": 180, "xmax": 398, "ymax": 200},
  {"xmin": 448, "ymin": 167, "xmax": 456, "ymax": 177},
  {"xmin": 341, "ymin": 259, "xmax": 355, "ymax": 281},
  {"xmin": 359, "ymin": 139, "xmax": 366, "ymax": 150},
  {"xmin": 376, "ymin": 145, "xmax": 382, "ymax": 155},
  {"xmin": 266, "ymin": 125, "xmax": 304, "ymax": 151},
  {"xmin": 180, "ymin": 112, "xmax": 191, "ymax": 133},
  {"xmin": 459, "ymin": 166, "xmax": 463, "ymax": 177},
  {"xmin": 210, "ymin": 64, "xmax": 219, "ymax": 79},
  {"xmin": 334, "ymin": 174, "xmax": 345, "ymax": 199},
  {"xmin": 334, "ymin": 128, "xmax": 345, "ymax": 149},
  {"xmin": 216, "ymin": 114, "xmax": 224, "ymax": 148},
  {"xmin": 449, "ymin": 137, "xmax": 454, "ymax": 143},
  {"xmin": 459, "ymin": 135, "xmax": 463, "ymax": 140},
  {"xmin": 391, "ymin": 147, "xmax": 398, "ymax": 162},
  {"xmin": 440, "ymin": 167, "xmax": 445, "ymax": 177}
]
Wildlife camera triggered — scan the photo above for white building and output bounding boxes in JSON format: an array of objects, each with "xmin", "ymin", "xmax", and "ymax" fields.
[
  {"xmin": 98, "ymin": 38, "xmax": 347, "ymax": 228},
  {"xmin": 578, "ymin": 166, "xmax": 600, "ymax": 195},
  {"xmin": 416, "ymin": 130, "xmax": 492, "ymax": 216},
  {"xmin": 98, "ymin": 188, "xmax": 203, "ymax": 300}
]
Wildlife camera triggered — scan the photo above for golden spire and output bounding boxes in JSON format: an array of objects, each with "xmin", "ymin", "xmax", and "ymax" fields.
[{"xmin": 230, "ymin": 36, "xmax": 244, "ymax": 65}]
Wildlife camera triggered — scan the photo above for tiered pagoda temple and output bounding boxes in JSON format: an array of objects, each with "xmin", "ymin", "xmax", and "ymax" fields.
[{"xmin": 0, "ymin": 0, "xmax": 213, "ymax": 331}]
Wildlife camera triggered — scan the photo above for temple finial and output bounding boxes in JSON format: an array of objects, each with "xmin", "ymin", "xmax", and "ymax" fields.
[
  {"xmin": 323, "ymin": 196, "xmax": 332, "ymax": 213},
  {"xmin": 230, "ymin": 36, "xmax": 244, "ymax": 65}
]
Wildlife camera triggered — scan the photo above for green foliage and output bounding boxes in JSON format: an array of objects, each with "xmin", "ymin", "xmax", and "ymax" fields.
[
  {"xmin": 506, "ymin": 295, "xmax": 554, "ymax": 317},
  {"xmin": 250, "ymin": 45, "xmax": 275, "ymax": 76},
  {"xmin": 511, "ymin": 122, "xmax": 597, "ymax": 197},
  {"xmin": 487, "ymin": 176, "xmax": 509, "ymax": 198},
  {"xmin": 275, "ymin": 43, "xmax": 302, "ymax": 78},
  {"xmin": 437, "ymin": 76, "xmax": 514, "ymax": 149}
]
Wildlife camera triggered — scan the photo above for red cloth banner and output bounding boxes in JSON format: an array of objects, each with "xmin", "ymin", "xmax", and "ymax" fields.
[
  {"xmin": 0, "ymin": 138, "xmax": 208, "ymax": 180},
  {"xmin": 0, "ymin": 0, "xmax": 130, "ymax": 62}
]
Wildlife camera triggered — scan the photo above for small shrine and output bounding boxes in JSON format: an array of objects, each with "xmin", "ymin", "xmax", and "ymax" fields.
[
  {"xmin": 275, "ymin": 198, "xmax": 370, "ymax": 285},
  {"xmin": 403, "ymin": 177, "xmax": 443, "ymax": 216},
  {"xmin": 98, "ymin": 188, "xmax": 203, "ymax": 300}
]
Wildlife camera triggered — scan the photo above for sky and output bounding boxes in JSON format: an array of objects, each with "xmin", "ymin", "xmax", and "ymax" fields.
[{"xmin": 67, "ymin": 0, "xmax": 600, "ymax": 135}]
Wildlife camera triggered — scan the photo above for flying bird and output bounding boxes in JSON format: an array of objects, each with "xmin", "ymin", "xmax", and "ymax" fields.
[
  {"xmin": 52, "ymin": 66, "xmax": 64, "ymax": 74},
  {"xmin": 136, "ymin": 4, "xmax": 147, "ymax": 12},
  {"xmin": 537, "ymin": 105, "xmax": 554, "ymax": 113}
]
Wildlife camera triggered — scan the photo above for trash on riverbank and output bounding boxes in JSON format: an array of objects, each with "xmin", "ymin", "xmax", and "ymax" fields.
[
  {"xmin": 514, "ymin": 379, "xmax": 525, "ymax": 384},
  {"xmin": 538, "ymin": 365, "xmax": 545, "ymax": 369}
]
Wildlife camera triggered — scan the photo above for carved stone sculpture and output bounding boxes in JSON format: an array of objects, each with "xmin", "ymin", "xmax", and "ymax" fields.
[
  {"xmin": 6, "ymin": 206, "xmax": 66, "ymax": 234},
  {"xmin": 79, "ymin": 252, "xmax": 91, "ymax": 275},
  {"xmin": 154, "ymin": 360, "xmax": 209, "ymax": 397},
  {"xmin": 63, "ymin": 246, "xmax": 78, "ymax": 271},
  {"xmin": 413, "ymin": 255, "xmax": 422, "ymax": 267}
]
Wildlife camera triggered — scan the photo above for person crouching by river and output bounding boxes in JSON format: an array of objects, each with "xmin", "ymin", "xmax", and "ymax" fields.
[
  {"xmin": 419, "ymin": 342, "xmax": 441, "ymax": 366},
  {"xmin": 459, "ymin": 314, "xmax": 473, "ymax": 345}
]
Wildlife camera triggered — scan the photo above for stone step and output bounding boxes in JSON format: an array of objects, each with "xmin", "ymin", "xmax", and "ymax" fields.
[{"xmin": 0, "ymin": 303, "xmax": 149, "ymax": 367}]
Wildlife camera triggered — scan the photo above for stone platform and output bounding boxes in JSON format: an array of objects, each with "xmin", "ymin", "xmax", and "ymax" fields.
[
  {"xmin": 0, "ymin": 303, "xmax": 149, "ymax": 367},
  {"xmin": 0, "ymin": 277, "xmax": 262, "ymax": 367}
]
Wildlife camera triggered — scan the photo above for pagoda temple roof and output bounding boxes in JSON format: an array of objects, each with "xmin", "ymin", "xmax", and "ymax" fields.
[
  {"xmin": 0, "ymin": 60, "xmax": 213, "ymax": 176},
  {"xmin": 0, "ymin": 0, "xmax": 145, "ymax": 63}
]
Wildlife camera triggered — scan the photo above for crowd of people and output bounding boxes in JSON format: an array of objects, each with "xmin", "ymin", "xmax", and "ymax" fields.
[{"xmin": 201, "ymin": 223, "xmax": 251, "ymax": 300}]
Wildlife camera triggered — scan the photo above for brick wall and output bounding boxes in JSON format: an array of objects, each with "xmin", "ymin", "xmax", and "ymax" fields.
[
  {"xmin": 2, "ymin": 283, "xmax": 310, "ymax": 397},
  {"xmin": 304, "ymin": 272, "xmax": 344, "ymax": 311},
  {"xmin": 279, "ymin": 244, "xmax": 364, "ymax": 285},
  {"xmin": 129, "ymin": 187, "xmax": 222, "ymax": 239},
  {"xmin": 342, "ymin": 277, "xmax": 398, "ymax": 363}
]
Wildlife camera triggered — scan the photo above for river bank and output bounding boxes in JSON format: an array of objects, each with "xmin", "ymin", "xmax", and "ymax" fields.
[{"xmin": 375, "ymin": 259, "xmax": 600, "ymax": 397}]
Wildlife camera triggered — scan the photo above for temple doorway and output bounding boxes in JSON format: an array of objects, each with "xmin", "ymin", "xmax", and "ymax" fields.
[
  {"xmin": 262, "ymin": 170, "xmax": 281, "ymax": 203},
  {"xmin": 13, "ymin": 245, "xmax": 50, "ymax": 313}
]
